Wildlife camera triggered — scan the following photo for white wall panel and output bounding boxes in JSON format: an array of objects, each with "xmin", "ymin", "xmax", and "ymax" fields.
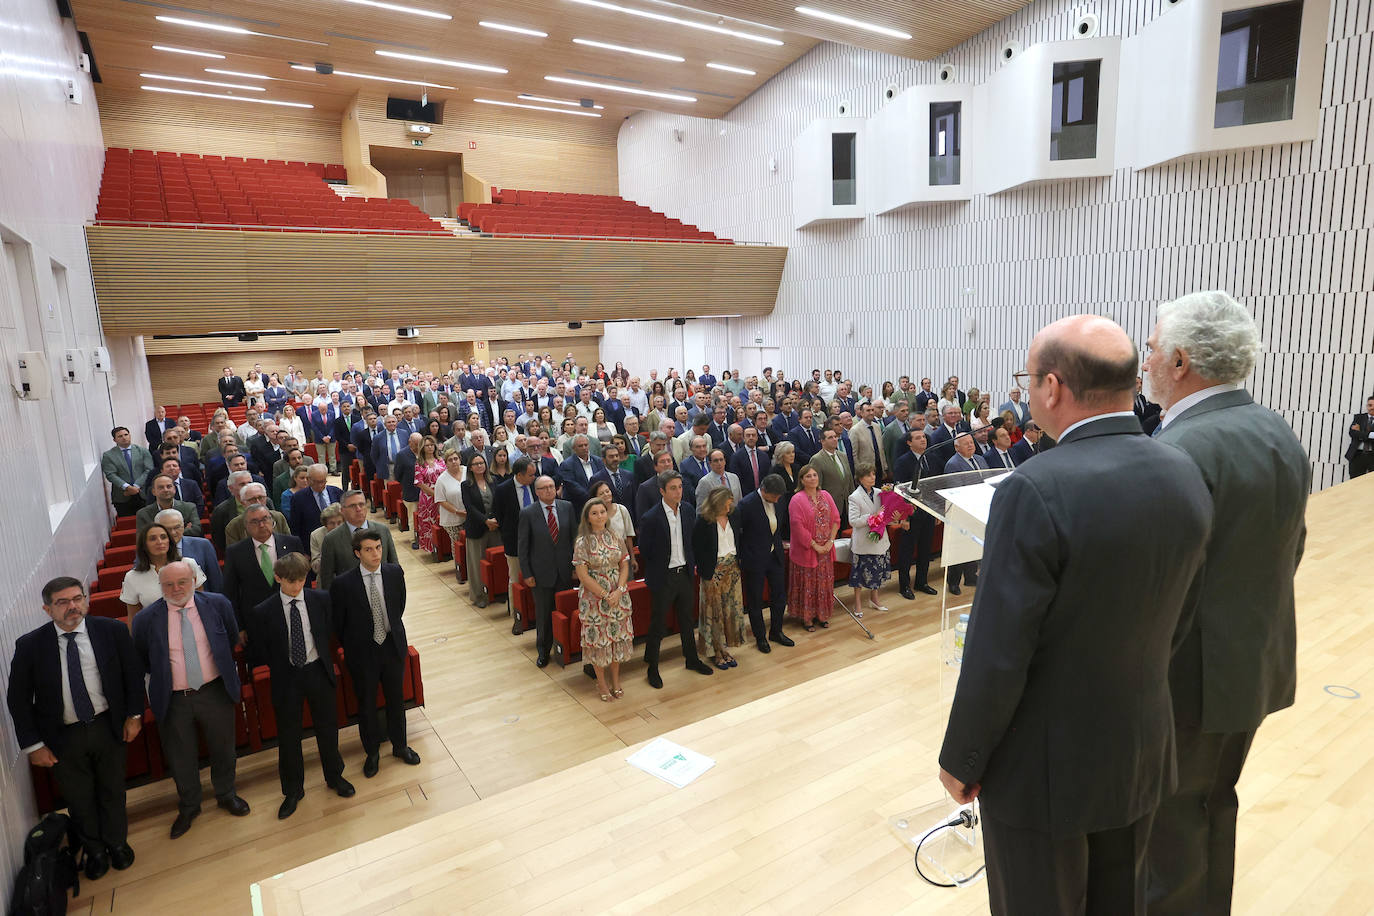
[
  {"xmin": 0, "ymin": 1, "xmax": 111, "ymax": 898},
  {"xmin": 617, "ymin": 0, "xmax": 1372, "ymax": 491}
]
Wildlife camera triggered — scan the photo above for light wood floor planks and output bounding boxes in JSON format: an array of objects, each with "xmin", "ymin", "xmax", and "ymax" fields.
[
  {"xmin": 250, "ymin": 473, "xmax": 1374, "ymax": 915},
  {"xmin": 70, "ymin": 485, "xmax": 949, "ymax": 915}
]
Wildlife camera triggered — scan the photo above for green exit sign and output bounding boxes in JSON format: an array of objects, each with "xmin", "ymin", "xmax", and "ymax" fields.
[{"xmin": 411, "ymin": 139, "xmax": 424, "ymax": 147}]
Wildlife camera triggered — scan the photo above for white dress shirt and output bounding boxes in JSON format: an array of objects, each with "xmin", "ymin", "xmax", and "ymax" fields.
[
  {"xmin": 1058, "ymin": 410, "xmax": 1140, "ymax": 440},
  {"xmin": 57, "ymin": 620, "xmax": 109, "ymax": 725},
  {"xmin": 716, "ymin": 519, "xmax": 736, "ymax": 558},
  {"xmin": 279, "ymin": 590, "xmax": 319, "ymax": 665},
  {"xmin": 1159, "ymin": 383, "xmax": 1240, "ymax": 431},
  {"xmin": 762, "ymin": 497, "xmax": 778, "ymax": 535},
  {"xmin": 665, "ymin": 503, "xmax": 686, "ymax": 569}
]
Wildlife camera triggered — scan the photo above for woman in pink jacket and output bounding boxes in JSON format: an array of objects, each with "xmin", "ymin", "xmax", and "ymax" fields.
[{"xmin": 788, "ymin": 465, "xmax": 839, "ymax": 631}]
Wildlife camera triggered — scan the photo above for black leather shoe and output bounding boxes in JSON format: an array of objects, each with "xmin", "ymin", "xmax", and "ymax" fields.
[
  {"xmin": 329, "ymin": 776, "xmax": 356, "ymax": 798},
  {"xmin": 476, "ymin": 596, "xmax": 488, "ymax": 608},
  {"xmin": 756, "ymin": 638, "xmax": 771, "ymax": 653},
  {"xmin": 647, "ymin": 667, "xmax": 663, "ymax": 689},
  {"xmin": 772, "ymin": 633, "xmax": 796, "ymax": 648},
  {"xmin": 511, "ymin": 619, "xmax": 524, "ymax": 636},
  {"xmin": 535, "ymin": 654, "xmax": 549, "ymax": 668},
  {"xmin": 582, "ymin": 663, "xmax": 596, "ymax": 680},
  {"xmin": 899, "ymin": 587, "xmax": 916, "ymax": 600},
  {"xmin": 687, "ymin": 660, "xmax": 714, "ymax": 676},
  {"xmin": 363, "ymin": 752, "xmax": 380, "ymax": 778},
  {"xmin": 917, "ymin": 584, "xmax": 939, "ymax": 595},
  {"xmin": 947, "ymin": 581, "xmax": 961, "ymax": 596},
  {"xmin": 109, "ymin": 843, "xmax": 135, "ymax": 871},
  {"xmin": 393, "ymin": 747, "xmax": 421, "ymax": 765},
  {"xmin": 410, "ymin": 540, "xmax": 420, "ymax": 550},
  {"xmin": 84, "ymin": 850, "xmax": 110, "ymax": 881},
  {"xmin": 278, "ymin": 792, "xmax": 304, "ymax": 820},
  {"xmin": 169, "ymin": 809, "xmax": 199, "ymax": 839},
  {"xmin": 217, "ymin": 795, "xmax": 251, "ymax": 817}
]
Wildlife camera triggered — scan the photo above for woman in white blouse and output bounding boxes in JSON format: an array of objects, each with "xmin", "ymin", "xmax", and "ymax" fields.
[
  {"xmin": 278, "ymin": 403, "xmax": 306, "ymax": 444},
  {"xmin": 243, "ymin": 370, "xmax": 265, "ymax": 408},
  {"xmin": 433, "ymin": 449, "xmax": 467, "ymax": 580},
  {"xmin": 120, "ymin": 522, "xmax": 205, "ymax": 615},
  {"xmin": 590, "ymin": 407, "xmax": 618, "ymax": 449},
  {"xmin": 846, "ymin": 463, "xmax": 892, "ymax": 618},
  {"xmin": 589, "ymin": 480, "xmax": 635, "ymax": 576},
  {"xmin": 691, "ymin": 487, "xmax": 746, "ymax": 669}
]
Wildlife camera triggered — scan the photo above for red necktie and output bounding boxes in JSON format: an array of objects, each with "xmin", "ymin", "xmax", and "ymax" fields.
[
  {"xmin": 720, "ymin": 474, "xmax": 727, "ymax": 486},
  {"xmin": 546, "ymin": 505, "xmax": 558, "ymax": 542}
]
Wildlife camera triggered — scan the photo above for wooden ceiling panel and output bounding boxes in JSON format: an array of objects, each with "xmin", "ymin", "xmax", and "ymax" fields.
[{"xmin": 71, "ymin": 0, "xmax": 1030, "ymax": 121}]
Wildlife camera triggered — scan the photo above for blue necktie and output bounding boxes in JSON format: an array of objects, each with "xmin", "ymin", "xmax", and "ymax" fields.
[
  {"xmin": 63, "ymin": 633, "xmax": 96, "ymax": 723},
  {"xmin": 389, "ymin": 433, "xmax": 398, "ymax": 458},
  {"xmin": 178, "ymin": 607, "xmax": 205, "ymax": 690},
  {"xmin": 317, "ymin": 489, "xmax": 327, "ymax": 509},
  {"xmin": 123, "ymin": 447, "xmax": 134, "ymax": 483},
  {"xmin": 1151, "ymin": 424, "xmax": 1163, "ymax": 438},
  {"xmin": 522, "ymin": 485, "xmax": 531, "ymax": 507}
]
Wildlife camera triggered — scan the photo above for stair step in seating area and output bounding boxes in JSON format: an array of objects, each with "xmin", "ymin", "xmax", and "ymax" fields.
[
  {"xmin": 96, "ymin": 148, "xmax": 450, "ymax": 236},
  {"xmin": 458, "ymin": 188, "xmax": 728, "ymax": 243}
]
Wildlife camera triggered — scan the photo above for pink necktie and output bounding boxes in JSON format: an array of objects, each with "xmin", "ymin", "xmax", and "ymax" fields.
[{"xmin": 749, "ymin": 449, "xmax": 759, "ymax": 487}]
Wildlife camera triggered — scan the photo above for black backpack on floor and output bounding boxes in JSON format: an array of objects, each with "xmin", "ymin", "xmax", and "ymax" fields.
[{"xmin": 7, "ymin": 813, "xmax": 80, "ymax": 916}]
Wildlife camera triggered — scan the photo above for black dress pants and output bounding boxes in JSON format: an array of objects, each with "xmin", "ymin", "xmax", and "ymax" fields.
[
  {"xmin": 742, "ymin": 555, "xmax": 786, "ymax": 639},
  {"xmin": 347, "ymin": 642, "xmax": 407, "ymax": 755},
  {"xmin": 1146, "ymin": 727, "xmax": 1256, "ymax": 915},
  {"xmin": 52, "ymin": 714, "xmax": 128, "ymax": 854},
  {"xmin": 270, "ymin": 659, "xmax": 344, "ymax": 795},
  {"xmin": 644, "ymin": 567, "xmax": 701, "ymax": 668},
  {"xmin": 160, "ymin": 680, "xmax": 238, "ymax": 814},
  {"xmin": 982, "ymin": 806, "xmax": 1154, "ymax": 916},
  {"xmin": 895, "ymin": 514, "xmax": 935, "ymax": 589}
]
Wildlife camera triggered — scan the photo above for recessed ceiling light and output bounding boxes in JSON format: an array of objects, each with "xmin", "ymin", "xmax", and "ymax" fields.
[
  {"xmin": 479, "ymin": 21, "xmax": 548, "ymax": 37},
  {"xmin": 337, "ymin": 0, "xmax": 451, "ymax": 20},
  {"xmin": 518, "ymin": 94, "xmax": 605, "ymax": 110},
  {"xmin": 474, "ymin": 98, "xmax": 602, "ymax": 117},
  {"xmin": 563, "ymin": 0, "xmax": 783, "ymax": 47},
  {"xmin": 375, "ymin": 50, "xmax": 508, "ymax": 74},
  {"xmin": 794, "ymin": 6, "xmax": 912, "ymax": 40},
  {"xmin": 153, "ymin": 15, "xmax": 325, "ymax": 44},
  {"xmin": 206, "ymin": 68, "xmax": 281, "ymax": 80},
  {"xmin": 706, "ymin": 62, "xmax": 755, "ymax": 75},
  {"xmin": 141, "ymin": 85, "xmax": 314, "ymax": 108},
  {"xmin": 545, "ymin": 75, "xmax": 694, "ymax": 102},
  {"xmin": 153, "ymin": 45, "xmax": 226, "ymax": 59},
  {"xmin": 573, "ymin": 38, "xmax": 684, "ymax": 62},
  {"xmin": 140, "ymin": 72, "xmax": 267, "ymax": 91},
  {"xmin": 290, "ymin": 63, "xmax": 455, "ymax": 90}
]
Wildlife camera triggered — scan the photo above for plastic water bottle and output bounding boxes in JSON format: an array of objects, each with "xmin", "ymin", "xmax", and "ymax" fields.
[{"xmin": 953, "ymin": 614, "xmax": 969, "ymax": 663}]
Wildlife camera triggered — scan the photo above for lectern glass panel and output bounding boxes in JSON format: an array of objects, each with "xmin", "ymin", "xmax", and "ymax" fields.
[
  {"xmin": 929, "ymin": 101, "xmax": 962, "ymax": 186},
  {"xmin": 1215, "ymin": 0, "xmax": 1303, "ymax": 128},
  {"xmin": 832, "ymin": 132, "xmax": 857, "ymax": 205},
  {"xmin": 1049, "ymin": 60, "xmax": 1102, "ymax": 161}
]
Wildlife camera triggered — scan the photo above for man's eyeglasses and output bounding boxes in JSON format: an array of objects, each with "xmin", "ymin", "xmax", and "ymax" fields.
[{"xmin": 1012, "ymin": 370, "xmax": 1043, "ymax": 391}]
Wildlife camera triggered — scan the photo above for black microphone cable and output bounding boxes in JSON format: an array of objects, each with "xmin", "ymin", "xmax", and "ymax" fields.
[{"xmin": 914, "ymin": 803, "xmax": 987, "ymax": 888}]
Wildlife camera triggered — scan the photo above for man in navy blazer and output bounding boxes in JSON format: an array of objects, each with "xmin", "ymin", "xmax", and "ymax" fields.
[
  {"xmin": 729, "ymin": 429, "xmax": 772, "ymax": 491},
  {"xmin": 769, "ymin": 400, "xmax": 800, "ymax": 441},
  {"xmin": 145, "ymin": 406, "xmax": 176, "ymax": 450},
  {"xmin": 1008, "ymin": 423, "xmax": 1044, "ymax": 466},
  {"xmin": 288, "ymin": 465, "xmax": 342, "ymax": 540},
  {"xmin": 7, "ymin": 576, "xmax": 146, "ymax": 877},
  {"xmin": 634, "ymin": 451, "xmax": 675, "ymax": 529},
  {"xmin": 370, "ymin": 415, "xmax": 404, "ymax": 484},
  {"xmin": 558, "ymin": 434, "xmax": 604, "ymax": 513},
  {"xmin": 925, "ymin": 406, "xmax": 972, "ymax": 464},
  {"xmin": 223, "ymin": 506, "xmax": 306, "ymax": 657},
  {"xmin": 786, "ymin": 410, "xmax": 822, "ymax": 464},
  {"xmin": 131, "ymin": 562, "xmax": 249, "ymax": 838},
  {"xmin": 735, "ymin": 476, "xmax": 794, "ymax": 654},
  {"xmin": 590, "ymin": 443, "xmax": 634, "ymax": 509},
  {"xmin": 637, "ymin": 470, "xmax": 713, "ymax": 688},
  {"xmin": 329, "ymin": 528, "xmax": 419, "ymax": 776}
]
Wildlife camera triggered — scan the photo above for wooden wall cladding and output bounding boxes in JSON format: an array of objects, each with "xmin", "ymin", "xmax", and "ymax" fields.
[
  {"xmin": 86, "ymin": 227, "xmax": 786, "ymax": 335},
  {"xmin": 95, "ymin": 88, "xmax": 345, "ymax": 164},
  {"xmin": 149, "ymin": 347, "xmax": 320, "ymax": 410}
]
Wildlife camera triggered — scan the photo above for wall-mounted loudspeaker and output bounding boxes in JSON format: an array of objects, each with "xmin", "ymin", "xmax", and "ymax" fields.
[
  {"xmin": 999, "ymin": 40, "xmax": 1023, "ymax": 63},
  {"xmin": 837, "ymin": 99, "xmax": 851, "ymax": 116},
  {"xmin": 672, "ymin": 317, "xmax": 686, "ymax": 326},
  {"xmin": 567, "ymin": 321, "xmax": 582, "ymax": 330},
  {"xmin": 937, "ymin": 64, "xmax": 956, "ymax": 83},
  {"xmin": 671, "ymin": 128, "xmax": 684, "ymax": 143},
  {"xmin": 883, "ymin": 83, "xmax": 898, "ymax": 101},
  {"xmin": 1074, "ymin": 12, "xmax": 1100, "ymax": 38}
]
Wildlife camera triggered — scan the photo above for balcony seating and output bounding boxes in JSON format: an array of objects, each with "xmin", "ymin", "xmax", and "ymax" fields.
[{"xmin": 458, "ymin": 188, "xmax": 729, "ymax": 244}]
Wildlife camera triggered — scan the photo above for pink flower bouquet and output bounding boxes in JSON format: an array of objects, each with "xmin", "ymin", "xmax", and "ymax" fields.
[{"xmin": 867, "ymin": 487, "xmax": 915, "ymax": 540}]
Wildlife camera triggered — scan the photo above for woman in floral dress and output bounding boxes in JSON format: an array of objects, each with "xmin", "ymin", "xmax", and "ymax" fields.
[
  {"xmin": 413, "ymin": 435, "xmax": 444, "ymax": 554},
  {"xmin": 692, "ymin": 486, "xmax": 746, "ymax": 668},
  {"xmin": 788, "ymin": 464, "xmax": 839, "ymax": 631},
  {"xmin": 572, "ymin": 500, "xmax": 634, "ymax": 702}
]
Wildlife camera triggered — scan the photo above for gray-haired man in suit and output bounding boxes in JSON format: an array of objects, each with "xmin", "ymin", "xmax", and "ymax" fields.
[
  {"xmin": 938, "ymin": 315, "xmax": 1214, "ymax": 915},
  {"xmin": 517, "ymin": 476, "xmax": 574, "ymax": 668},
  {"xmin": 1142, "ymin": 291, "xmax": 1310, "ymax": 915}
]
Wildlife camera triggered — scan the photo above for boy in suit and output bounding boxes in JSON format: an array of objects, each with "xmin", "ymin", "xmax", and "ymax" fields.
[
  {"xmin": 329, "ymin": 529, "xmax": 419, "ymax": 777},
  {"xmin": 246, "ymin": 552, "xmax": 355, "ymax": 819}
]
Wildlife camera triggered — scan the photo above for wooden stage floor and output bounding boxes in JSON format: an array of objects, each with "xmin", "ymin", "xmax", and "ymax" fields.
[{"xmin": 71, "ymin": 475, "xmax": 1374, "ymax": 914}]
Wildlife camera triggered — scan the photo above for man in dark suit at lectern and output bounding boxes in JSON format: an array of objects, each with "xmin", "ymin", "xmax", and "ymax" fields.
[
  {"xmin": 938, "ymin": 315, "xmax": 1214, "ymax": 915},
  {"xmin": 1142, "ymin": 291, "xmax": 1310, "ymax": 915}
]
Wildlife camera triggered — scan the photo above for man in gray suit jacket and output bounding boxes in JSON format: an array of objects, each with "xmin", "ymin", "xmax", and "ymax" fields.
[
  {"xmin": 317, "ymin": 490, "xmax": 399, "ymax": 589},
  {"xmin": 939, "ymin": 316, "xmax": 1214, "ymax": 915},
  {"xmin": 516, "ymin": 475, "xmax": 574, "ymax": 668},
  {"xmin": 102, "ymin": 427, "xmax": 155, "ymax": 516},
  {"xmin": 1142, "ymin": 291, "xmax": 1310, "ymax": 915}
]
